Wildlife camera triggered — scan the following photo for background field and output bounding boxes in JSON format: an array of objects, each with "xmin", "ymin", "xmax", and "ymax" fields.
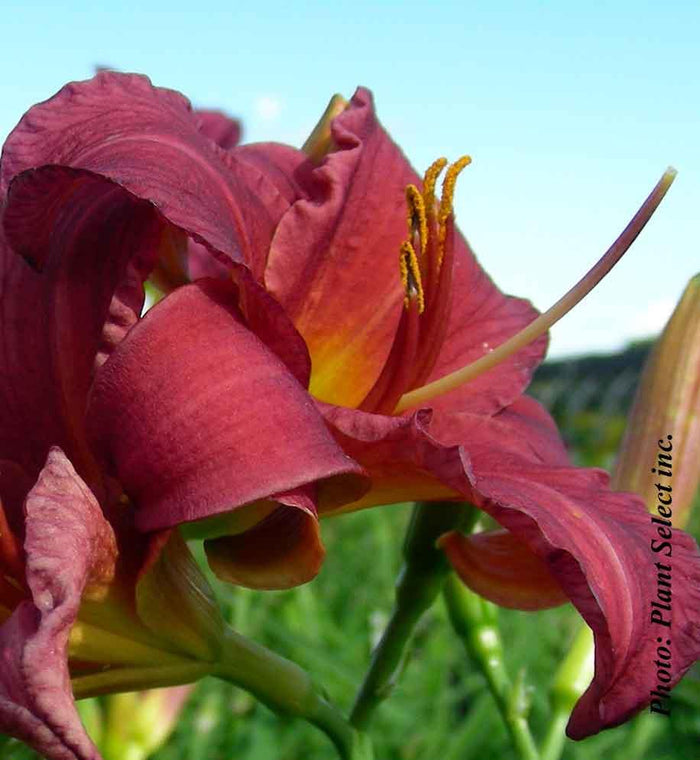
[{"xmin": 4, "ymin": 343, "xmax": 699, "ymax": 760}]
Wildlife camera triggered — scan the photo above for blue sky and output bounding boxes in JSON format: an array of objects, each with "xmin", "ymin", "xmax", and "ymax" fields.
[{"xmin": 2, "ymin": 1, "xmax": 698, "ymax": 357}]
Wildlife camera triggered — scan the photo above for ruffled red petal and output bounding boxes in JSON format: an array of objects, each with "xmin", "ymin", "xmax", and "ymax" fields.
[
  {"xmin": 0, "ymin": 448, "xmax": 116, "ymax": 760},
  {"xmin": 87, "ymin": 278, "xmax": 365, "ymax": 534},
  {"xmin": 1, "ymin": 71, "xmax": 291, "ymax": 277},
  {"xmin": 321, "ymin": 396, "xmax": 700, "ymax": 736}
]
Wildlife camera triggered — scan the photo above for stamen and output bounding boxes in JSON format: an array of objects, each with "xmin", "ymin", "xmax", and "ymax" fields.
[
  {"xmin": 435, "ymin": 156, "xmax": 471, "ymax": 268},
  {"xmin": 399, "ymin": 241, "xmax": 425, "ymax": 313},
  {"xmin": 405, "ymin": 184, "xmax": 429, "ymax": 257},
  {"xmin": 438, "ymin": 156, "xmax": 472, "ymax": 229},
  {"xmin": 360, "ymin": 156, "xmax": 470, "ymax": 414},
  {"xmin": 423, "ymin": 157, "xmax": 448, "ymax": 209},
  {"xmin": 394, "ymin": 168, "xmax": 677, "ymax": 413}
]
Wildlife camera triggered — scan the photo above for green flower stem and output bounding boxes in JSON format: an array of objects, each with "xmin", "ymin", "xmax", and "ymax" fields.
[
  {"xmin": 73, "ymin": 625, "xmax": 370, "ymax": 760},
  {"xmin": 538, "ymin": 711, "xmax": 569, "ymax": 760},
  {"xmin": 350, "ymin": 501, "xmax": 478, "ymax": 730},
  {"xmin": 626, "ymin": 711, "xmax": 664, "ymax": 758},
  {"xmin": 349, "ymin": 561, "xmax": 446, "ymax": 729},
  {"xmin": 214, "ymin": 628, "xmax": 372, "ymax": 760},
  {"xmin": 443, "ymin": 574, "xmax": 540, "ymax": 760},
  {"xmin": 539, "ymin": 624, "xmax": 594, "ymax": 760}
]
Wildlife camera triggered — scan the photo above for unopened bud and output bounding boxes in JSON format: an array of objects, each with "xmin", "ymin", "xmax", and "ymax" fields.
[
  {"xmin": 302, "ymin": 94, "xmax": 348, "ymax": 163},
  {"xmin": 612, "ymin": 274, "xmax": 700, "ymax": 528},
  {"xmin": 100, "ymin": 686, "xmax": 194, "ymax": 760}
]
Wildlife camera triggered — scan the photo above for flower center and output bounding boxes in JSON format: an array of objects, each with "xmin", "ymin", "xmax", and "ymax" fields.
[{"xmin": 359, "ymin": 157, "xmax": 471, "ymax": 415}]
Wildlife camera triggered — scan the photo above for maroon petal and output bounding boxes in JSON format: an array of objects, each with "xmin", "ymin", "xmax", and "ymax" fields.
[
  {"xmin": 0, "ymin": 447, "xmax": 116, "ymax": 760},
  {"xmin": 417, "ymin": 256, "xmax": 547, "ymax": 416},
  {"xmin": 1, "ymin": 71, "xmax": 293, "ymax": 277},
  {"xmin": 0, "ymin": 459, "xmax": 32, "ymax": 566},
  {"xmin": 87, "ymin": 277, "xmax": 365, "ymax": 534},
  {"xmin": 322, "ymin": 397, "xmax": 700, "ymax": 736},
  {"xmin": 0, "ymin": 168, "xmax": 160, "ymax": 485},
  {"xmin": 439, "ymin": 529, "xmax": 569, "ymax": 610},
  {"xmin": 234, "ymin": 143, "xmax": 309, "ymax": 209},
  {"xmin": 181, "ymin": 142, "xmax": 309, "ymax": 284},
  {"xmin": 264, "ymin": 88, "xmax": 410, "ymax": 408},
  {"xmin": 434, "ymin": 399, "xmax": 700, "ymax": 737},
  {"xmin": 194, "ymin": 109, "xmax": 241, "ymax": 149},
  {"xmin": 320, "ymin": 403, "xmax": 458, "ymax": 513},
  {"xmin": 229, "ymin": 264, "xmax": 312, "ymax": 387},
  {"xmin": 204, "ymin": 487, "xmax": 325, "ymax": 590}
]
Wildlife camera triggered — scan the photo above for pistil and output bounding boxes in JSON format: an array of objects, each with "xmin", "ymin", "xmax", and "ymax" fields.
[{"xmin": 394, "ymin": 168, "xmax": 677, "ymax": 413}]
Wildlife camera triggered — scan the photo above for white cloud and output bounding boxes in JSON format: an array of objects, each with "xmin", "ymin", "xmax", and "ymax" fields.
[{"xmin": 254, "ymin": 95, "xmax": 282, "ymax": 121}]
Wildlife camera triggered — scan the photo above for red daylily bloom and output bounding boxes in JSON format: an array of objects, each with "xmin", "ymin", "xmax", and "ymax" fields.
[
  {"xmin": 0, "ymin": 71, "xmax": 365, "ymax": 585},
  {"xmin": 1, "ymin": 72, "xmax": 699, "ymax": 748},
  {"xmin": 270, "ymin": 90, "xmax": 700, "ymax": 737},
  {"xmin": 249, "ymin": 89, "xmax": 700, "ymax": 736},
  {"xmin": 0, "ymin": 74, "xmax": 366, "ymax": 759}
]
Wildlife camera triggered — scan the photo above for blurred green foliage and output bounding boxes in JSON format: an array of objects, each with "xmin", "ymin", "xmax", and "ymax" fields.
[{"xmin": 5, "ymin": 342, "xmax": 699, "ymax": 760}]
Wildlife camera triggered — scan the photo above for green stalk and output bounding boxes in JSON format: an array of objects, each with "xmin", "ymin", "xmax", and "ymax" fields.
[
  {"xmin": 626, "ymin": 712, "xmax": 664, "ymax": 758},
  {"xmin": 74, "ymin": 624, "xmax": 371, "ymax": 760},
  {"xmin": 214, "ymin": 628, "xmax": 372, "ymax": 760},
  {"xmin": 539, "ymin": 624, "xmax": 594, "ymax": 760},
  {"xmin": 443, "ymin": 574, "xmax": 540, "ymax": 760},
  {"xmin": 350, "ymin": 501, "xmax": 477, "ymax": 729}
]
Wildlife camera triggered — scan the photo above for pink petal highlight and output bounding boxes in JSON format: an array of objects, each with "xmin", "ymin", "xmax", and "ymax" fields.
[{"xmin": 0, "ymin": 448, "xmax": 116, "ymax": 760}]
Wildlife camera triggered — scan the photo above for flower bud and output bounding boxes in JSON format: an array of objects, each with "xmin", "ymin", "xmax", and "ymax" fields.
[
  {"xmin": 612, "ymin": 274, "xmax": 700, "ymax": 528},
  {"xmin": 99, "ymin": 686, "xmax": 194, "ymax": 760},
  {"xmin": 302, "ymin": 93, "xmax": 348, "ymax": 163}
]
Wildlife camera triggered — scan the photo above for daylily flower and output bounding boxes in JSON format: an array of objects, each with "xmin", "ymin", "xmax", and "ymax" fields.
[
  {"xmin": 254, "ymin": 89, "xmax": 700, "ymax": 737},
  {"xmin": 0, "ymin": 75, "xmax": 366, "ymax": 759},
  {"xmin": 2, "ymin": 72, "xmax": 699, "ymax": 748}
]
